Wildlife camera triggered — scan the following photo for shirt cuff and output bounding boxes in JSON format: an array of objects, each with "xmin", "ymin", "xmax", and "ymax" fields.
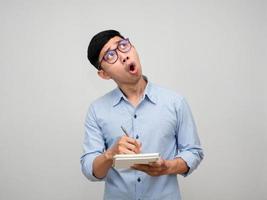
[
  {"xmin": 80, "ymin": 153, "xmax": 106, "ymax": 182},
  {"xmin": 175, "ymin": 150, "xmax": 201, "ymax": 177}
]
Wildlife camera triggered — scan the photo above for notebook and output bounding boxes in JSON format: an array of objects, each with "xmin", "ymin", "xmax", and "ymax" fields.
[{"xmin": 113, "ymin": 153, "xmax": 160, "ymax": 169}]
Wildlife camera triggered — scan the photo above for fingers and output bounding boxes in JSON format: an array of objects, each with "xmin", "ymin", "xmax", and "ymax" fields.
[
  {"xmin": 123, "ymin": 142, "xmax": 140, "ymax": 153},
  {"xmin": 132, "ymin": 158, "xmax": 168, "ymax": 176},
  {"xmin": 149, "ymin": 158, "xmax": 166, "ymax": 167},
  {"xmin": 132, "ymin": 164, "xmax": 166, "ymax": 176},
  {"xmin": 116, "ymin": 136, "xmax": 141, "ymax": 154},
  {"xmin": 125, "ymin": 136, "xmax": 141, "ymax": 149},
  {"xmin": 122, "ymin": 149, "xmax": 136, "ymax": 154},
  {"xmin": 133, "ymin": 164, "xmax": 164, "ymax": 172}
]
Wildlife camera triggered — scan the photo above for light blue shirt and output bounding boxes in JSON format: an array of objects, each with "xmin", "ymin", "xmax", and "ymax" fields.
[{"xmin": 80, "ymin": 77, "xmax": 204, "ymax": 200}]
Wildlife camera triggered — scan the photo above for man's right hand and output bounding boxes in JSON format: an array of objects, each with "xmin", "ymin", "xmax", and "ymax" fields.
[
  {"xmin": 93, "ymin": 136, "xmax": 142, "ymax": 179},
  {"xmin": 105, "ymin": 136, "xmax": 142, "ymax": 160}
]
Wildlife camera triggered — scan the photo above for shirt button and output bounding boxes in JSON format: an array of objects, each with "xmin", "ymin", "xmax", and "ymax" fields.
[
  {"xmin": 136, "ymin": 135, "xmax": 139, "ymax": 139},
  {"xmin": 137, "ymin": 177, "xmax": 141, "ymax": 182},
  {"xmin": 134, "ymin": 114, "xmax": 137, "ymax": 119}
]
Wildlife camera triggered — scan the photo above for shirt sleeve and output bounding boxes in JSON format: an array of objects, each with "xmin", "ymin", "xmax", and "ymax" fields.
[
  {"xmin": 175, "ymin": 97, "xmax": 204, "ymax": 177},
  {"xmin": 80, "ymin": 103, "xmax": 106, "ymax": 181}
]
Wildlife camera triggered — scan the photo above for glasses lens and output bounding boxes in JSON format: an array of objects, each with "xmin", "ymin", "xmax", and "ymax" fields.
[
  {"xmin": 103, "ymin": 50, "xmax": 117, "ymax": 64},
  {"xmin": 118, "ymin": 39, "xmax": 131, "ymax": 52}
]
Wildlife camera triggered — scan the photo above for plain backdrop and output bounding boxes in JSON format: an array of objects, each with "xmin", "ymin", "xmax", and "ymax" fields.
[{"xmin": 0, "ymin": 0, "xmax": 266, "ymax": 199}]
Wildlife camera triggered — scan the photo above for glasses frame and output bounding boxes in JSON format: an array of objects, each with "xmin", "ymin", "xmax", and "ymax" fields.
[{"xmin": 98, "ymin": 38, "xmax": 132, "ymax": 70}]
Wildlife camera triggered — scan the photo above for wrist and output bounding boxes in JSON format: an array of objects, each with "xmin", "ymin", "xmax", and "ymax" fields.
[
  {"xmin": 104, "ymin": 149, "xmax": 115, "ymax": 161},
  {"xmin": 166, "ymin": 159, "xmax": 180, "ymax": 174}
]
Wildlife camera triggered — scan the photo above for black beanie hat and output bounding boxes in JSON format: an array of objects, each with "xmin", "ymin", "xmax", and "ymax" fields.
[{"xmin": 87, "ymin": 30, "xmax": 124, "ymax": 70}]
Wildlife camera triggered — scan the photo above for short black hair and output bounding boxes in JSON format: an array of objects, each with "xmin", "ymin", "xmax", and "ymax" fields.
[{"xmin": 87, "ymin": 30, "xmax": 124, "ymax": 70}]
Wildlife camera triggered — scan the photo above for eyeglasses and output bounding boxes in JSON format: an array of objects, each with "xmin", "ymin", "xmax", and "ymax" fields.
[{"xmin": 98, "ymin": 38, "xmax": 132, "ymax": 69}]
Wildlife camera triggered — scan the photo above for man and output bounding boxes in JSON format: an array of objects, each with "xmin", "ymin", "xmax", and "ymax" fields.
[{"xmin": 80, "ymin": 30, "xmax": 204, "ymax": 200}]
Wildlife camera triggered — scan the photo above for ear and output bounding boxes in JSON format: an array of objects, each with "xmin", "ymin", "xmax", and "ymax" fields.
[{"xmin": 97, "ymin": 69, "xmax": 111, "ymax": 80}]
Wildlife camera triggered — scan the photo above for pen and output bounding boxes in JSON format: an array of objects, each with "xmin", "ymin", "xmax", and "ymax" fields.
[
  {"xmin": 121, "ymin": 125, "xmax": 142, "ymax": 150},
  {"xmin": 120, "ymin": 126, "xmax": 129, "ymax": 137}
]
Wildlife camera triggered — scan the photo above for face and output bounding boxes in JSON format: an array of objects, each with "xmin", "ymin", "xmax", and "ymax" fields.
[{"xmin": 97, "ymin": 36, "xmax": 143, "ymax": 86}]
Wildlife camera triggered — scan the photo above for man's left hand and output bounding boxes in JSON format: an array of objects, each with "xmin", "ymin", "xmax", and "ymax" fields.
[{"xmin": 131, "ymin": 158, "xmax": 170, "ymax": 176}]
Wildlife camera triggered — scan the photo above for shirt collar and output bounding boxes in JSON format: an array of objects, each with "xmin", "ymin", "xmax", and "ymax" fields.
[{"xmin": 112, "ymin": 75, "xmax": 157, "ymax": 107}]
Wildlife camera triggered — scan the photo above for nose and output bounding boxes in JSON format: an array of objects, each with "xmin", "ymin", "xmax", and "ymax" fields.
[
  {"xmin": 123, "ymin": 56, "xmax": 129, "ymax": 63},
  {"xmin": 118, "ymin": 52, "xmax": 129, "ymax": 64}
]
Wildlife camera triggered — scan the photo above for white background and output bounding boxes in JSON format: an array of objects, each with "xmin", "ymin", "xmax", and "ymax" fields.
[{"xmin": 0, "ymin": 0, "xmax": 266, "ymax": 199}]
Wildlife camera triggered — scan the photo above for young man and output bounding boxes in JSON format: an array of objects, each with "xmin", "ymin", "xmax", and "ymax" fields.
[{"xmin": 80, "ymin": 30, "xmax": 204, "ymax": 200}]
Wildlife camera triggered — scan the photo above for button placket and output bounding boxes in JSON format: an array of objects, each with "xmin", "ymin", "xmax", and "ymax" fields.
[{"xmin": 133, "ymin": 112, "xmax": 138, "ymax": 139}]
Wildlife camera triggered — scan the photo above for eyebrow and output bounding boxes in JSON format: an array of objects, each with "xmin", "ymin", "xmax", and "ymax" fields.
[{"xmin": 104, "ymin": 39, "xmax": 122, "ymax": 54}]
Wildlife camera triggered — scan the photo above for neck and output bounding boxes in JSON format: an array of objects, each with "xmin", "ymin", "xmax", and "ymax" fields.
[{"xmin": 118, "ymin": 76, "xmax": 147, "ymax": 101}]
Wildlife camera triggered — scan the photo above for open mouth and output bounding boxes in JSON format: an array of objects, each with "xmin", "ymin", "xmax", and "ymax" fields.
[
  {"xmin": 128, "ymin": 62, "xmax": 137, "ymax": 73},
  {"xmin": 130, "ymin": 64, "xmax": 135, "ymax": 71}
]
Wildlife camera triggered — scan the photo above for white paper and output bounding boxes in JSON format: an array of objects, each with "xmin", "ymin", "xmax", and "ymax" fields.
[{"xmin": 113, "ymin": 153, "xmax": 160, "ymax": 169}]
